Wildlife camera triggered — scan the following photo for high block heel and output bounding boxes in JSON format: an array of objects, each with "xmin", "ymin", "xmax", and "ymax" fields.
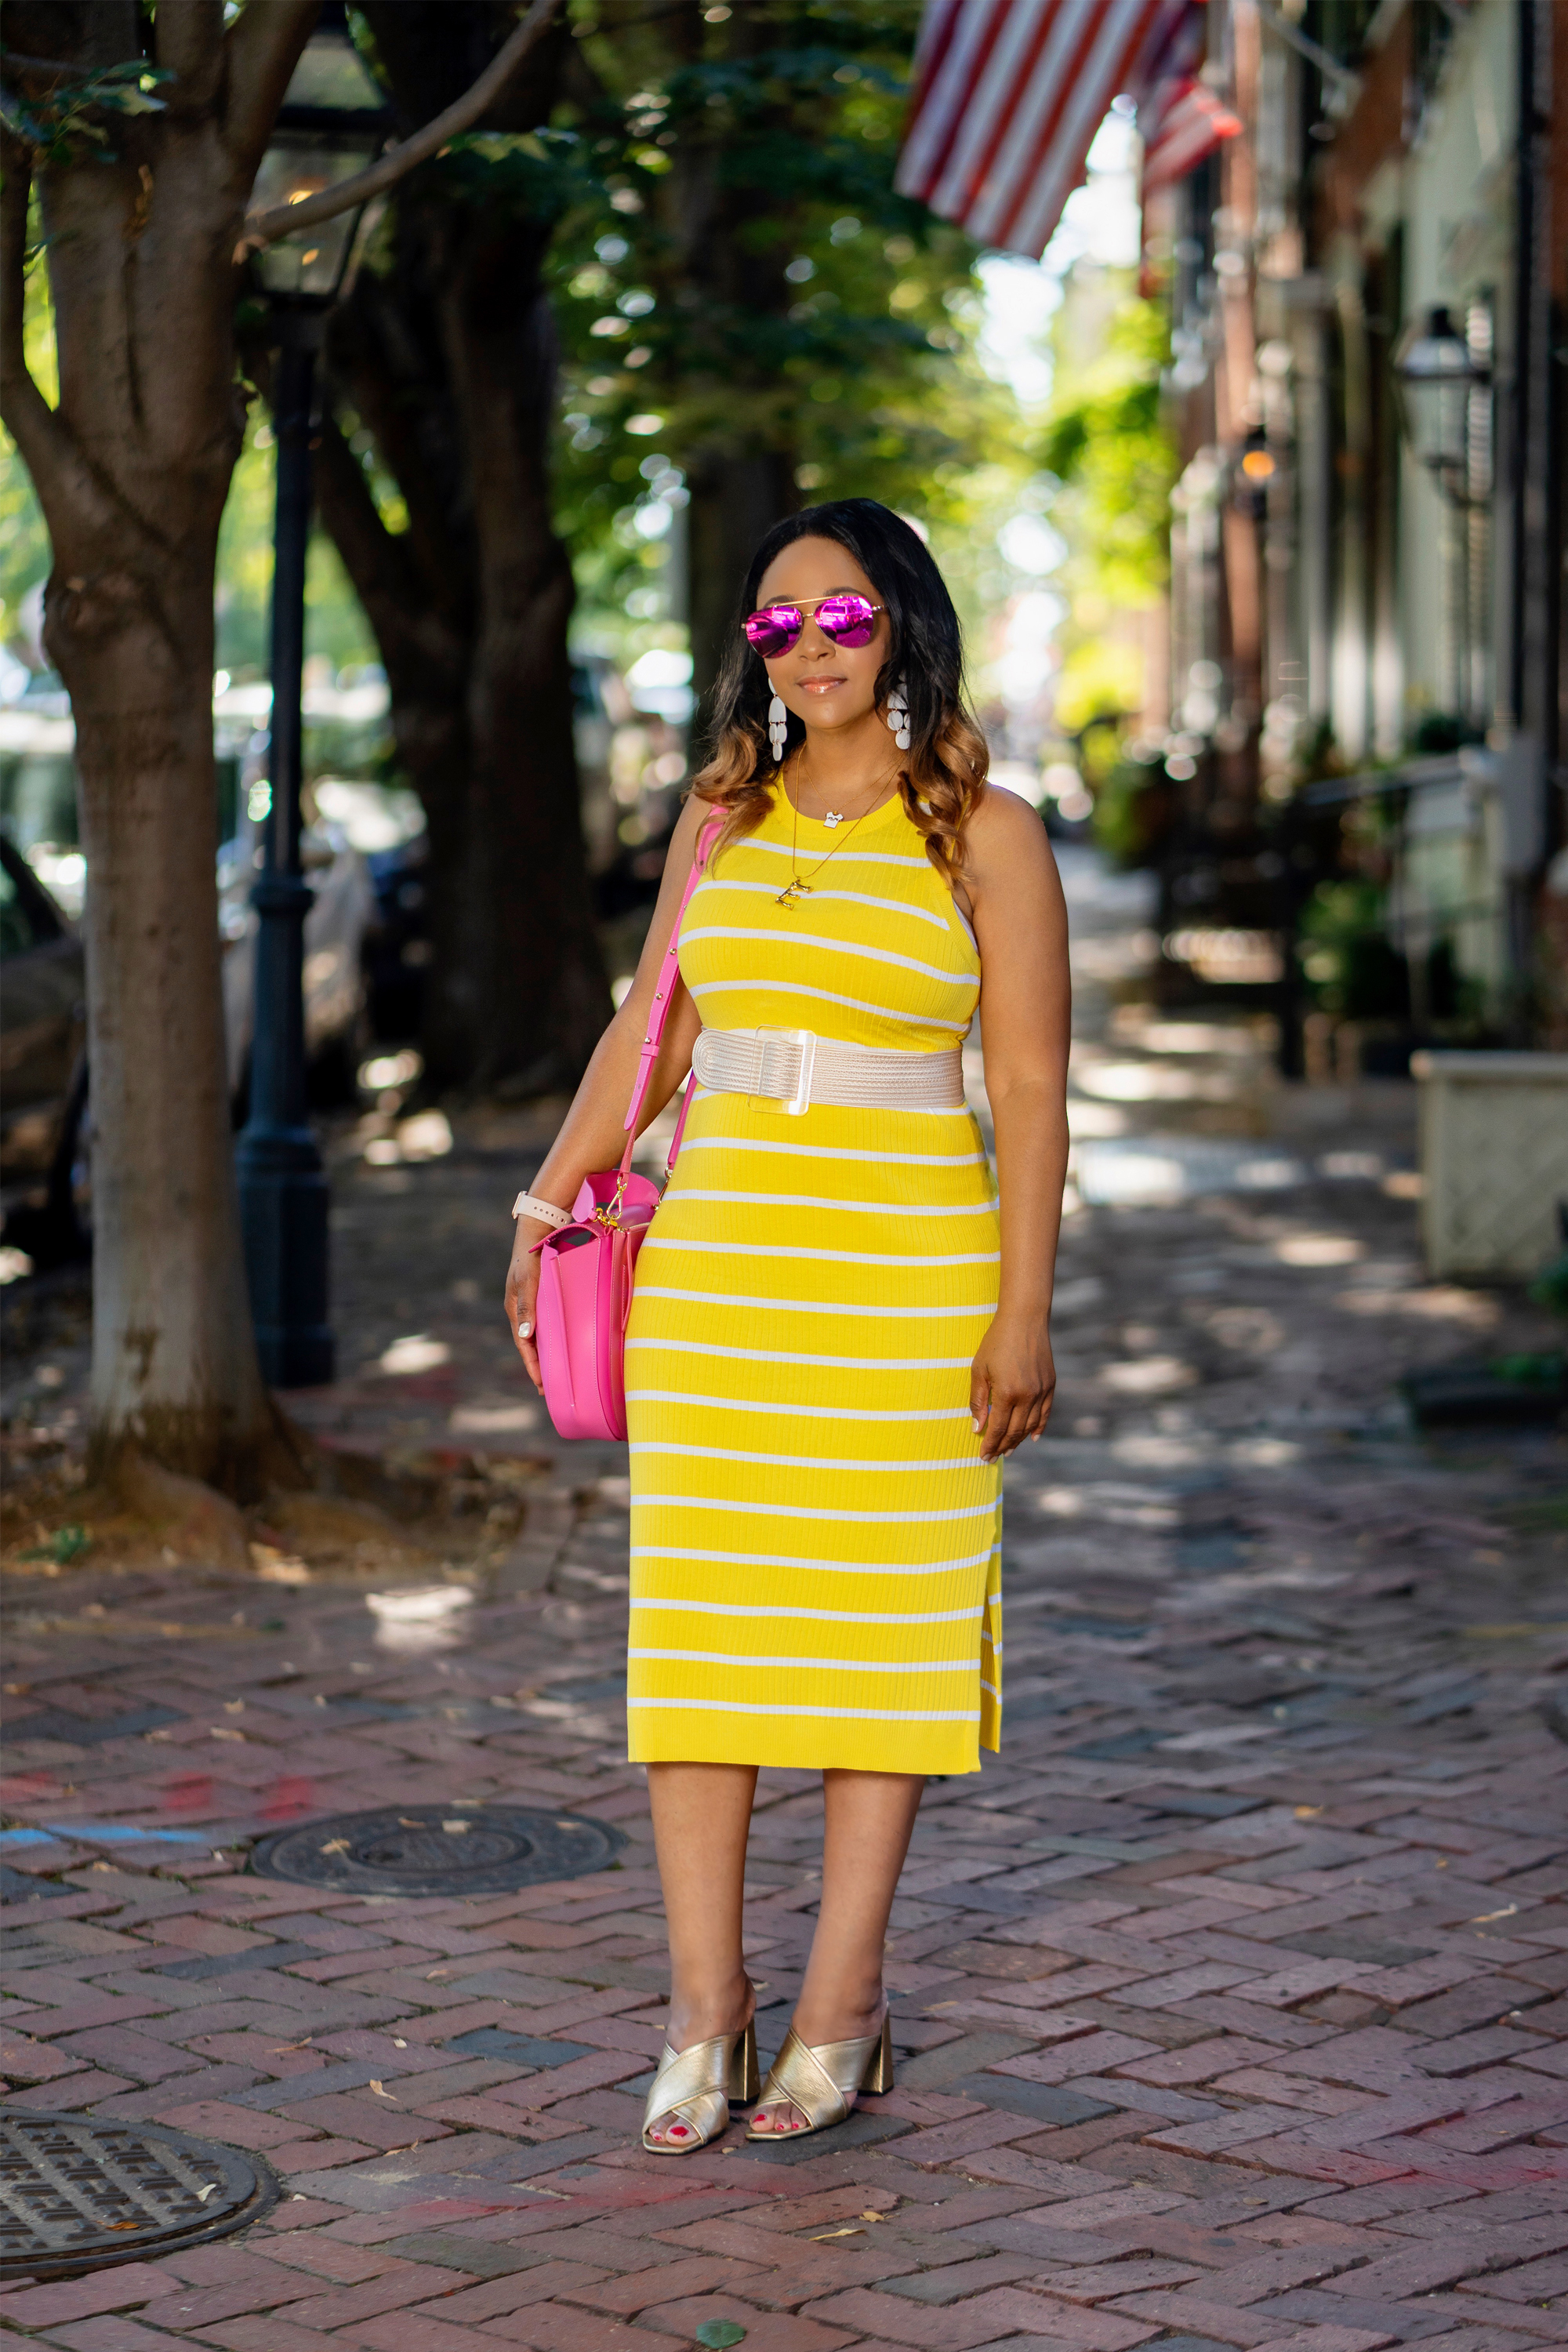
[
  {"xmin": 641, "ymin": 2020, "xmax": 759, "ymax": 2154},
  {"xmin": 746, "ymin": 2007, "xmax": 894, "ymax": 2140}
]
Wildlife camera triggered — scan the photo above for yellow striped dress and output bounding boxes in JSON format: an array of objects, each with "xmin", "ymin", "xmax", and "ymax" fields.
[{"xmin": 622, "ymin": 784, "xmax": 1002, "ymax": 1776}]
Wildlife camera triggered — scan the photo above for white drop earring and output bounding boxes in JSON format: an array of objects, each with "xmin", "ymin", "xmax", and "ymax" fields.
[
  {"xmin": 768, "ymin": 691, "xmax": 788, "ymax": 763},
  {"xmin": 887, "ymin": 679, "xmax": 911, "ymax": 752}
]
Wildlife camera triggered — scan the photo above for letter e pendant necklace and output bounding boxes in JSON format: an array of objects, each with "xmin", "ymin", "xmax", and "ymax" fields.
[{"xmin": 775, "ymin": 762, "xmax": 881, "ymax": 906}]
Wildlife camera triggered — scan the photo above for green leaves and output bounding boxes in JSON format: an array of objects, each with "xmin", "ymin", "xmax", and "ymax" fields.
[
  {"xmin": 1039, "ymin": 410, "xmax": 1088, "ymax": 483},
  {"xmin": 19, "ymin": 1525, "xmax": 92, "ymax": 1566},
  {"xmin": 694, "ymin": 2324, "xmax": 747, "ymax": 2349},
  {"xmin": 547, "ymin": 0, "xmax": 1004, "ymax": 612},
  {"xmin": 334, "ymin": 0, "xmax": 1009, "ymax": 643},
  {"xmin": 1037, "ymin": 284, "xmax": 1176, "ymax": 742},
  {"xmin": 424, "ymin": 127, "xmax": 597, "ymax": 230},
  {"xmin": 1, "ymin": 61, "xmax": 173, "ymax": 167}
]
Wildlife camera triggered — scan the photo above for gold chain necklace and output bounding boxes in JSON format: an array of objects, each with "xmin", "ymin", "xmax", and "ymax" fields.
[{"xmin": 775, "ymin": 759, "xmax": 895, "ymax": 909}]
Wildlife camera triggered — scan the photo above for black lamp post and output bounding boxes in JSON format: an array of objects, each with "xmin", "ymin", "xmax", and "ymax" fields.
[{"xmin": 236, "ymin": 5, "xmax": 389, "ymax": 1388}]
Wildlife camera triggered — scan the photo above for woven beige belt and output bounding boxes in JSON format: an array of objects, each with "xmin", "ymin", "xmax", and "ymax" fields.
[{"xmin": 690, "ymin": 1027, "xmax": 965, "ymax": 1116}]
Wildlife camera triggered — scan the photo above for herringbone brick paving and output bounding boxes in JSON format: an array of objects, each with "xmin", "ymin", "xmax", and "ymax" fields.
[{"xmin": 3, "ymin": 853, "xmax": 1565, "ymax": 2350}]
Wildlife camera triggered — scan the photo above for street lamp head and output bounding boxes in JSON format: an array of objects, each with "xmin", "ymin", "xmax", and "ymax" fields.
[
  {"xmin": 1394, "ymin": 305, "xmax": 1475, "ymax": 386},
  {"xmin": 249, "ymin": 2, "xmax": 391, "ymax": 313},
  {"xmin": 1392, "ymin": 304, "xmax": 1490, "ymax": 503}
]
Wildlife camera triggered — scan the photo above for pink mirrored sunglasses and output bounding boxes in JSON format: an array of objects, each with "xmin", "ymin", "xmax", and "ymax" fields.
[{"xmin": 742, "ymin": 591, "xmax": 884, "ymax": 657}]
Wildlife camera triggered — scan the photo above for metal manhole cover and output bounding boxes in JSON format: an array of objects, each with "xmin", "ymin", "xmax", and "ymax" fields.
[
  {"xmin": 0, "ymin": 2113, "xmax": 276, "ymax": 2282},
  {"xmin": 248, "ymin": 1803, "xmax": 625, "ymax": 1894}
]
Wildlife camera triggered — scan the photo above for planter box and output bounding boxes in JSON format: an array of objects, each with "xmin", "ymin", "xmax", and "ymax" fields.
[{"xmin": 1411, "ymin": 1051, "xmax": 1568, "ymax": 1279}]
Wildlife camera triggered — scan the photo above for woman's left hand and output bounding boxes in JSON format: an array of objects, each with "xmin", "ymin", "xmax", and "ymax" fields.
[{"xmin": 971, "ymin": 1313, "xmax": 1055, "ymax": 1462}]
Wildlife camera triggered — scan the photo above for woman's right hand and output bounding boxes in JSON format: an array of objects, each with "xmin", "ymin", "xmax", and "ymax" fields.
[{"xmin": 504, "ymin": 1221, "xmax": 549, "ymax": 1393}]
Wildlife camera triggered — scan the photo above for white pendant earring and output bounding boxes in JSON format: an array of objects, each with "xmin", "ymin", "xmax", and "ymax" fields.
[
  {"xmin": 768, "ymin": 691, "xmax": 788, "ymax": 763},
  {"xmin": 887, "ymin": 679, "xmax": 911, "ymax": 753}
]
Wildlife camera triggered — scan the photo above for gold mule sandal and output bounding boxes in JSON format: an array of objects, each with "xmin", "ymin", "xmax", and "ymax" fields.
[
  {"xmin": 746, "ymin": 2010, "xmax": 894, "ymax": 2140},
  {"xmin": 641, "ymin": 2022, "xmax": 759, "ymax": 2154}
]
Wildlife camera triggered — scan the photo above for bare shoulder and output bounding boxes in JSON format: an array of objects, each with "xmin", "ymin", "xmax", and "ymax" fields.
[
  {"xmin": 670, "ymin": 789, "xmax": 713, "ymax": 858},
  {"xmin": 637, "ymin": 793, "xmax": 722, "ymax": 957},
  {"xmin": 660, "ymin": 790, "xmax": 725, "ymax": 895},
  {"xmin": 967, "ymin": 780, "xmax": 1048, "ymax": 847},
  {"xmin": 963, "ymin": 782, "xmax": 1061, "ymax": 887}
]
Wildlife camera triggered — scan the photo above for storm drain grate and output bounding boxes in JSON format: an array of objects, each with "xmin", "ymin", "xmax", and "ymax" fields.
[
  {"xmin": 248, "ymin": 1802, "xmax": 625, "ymax": 1895},
  {"xmin": 0, "ymin": 2114, "xmax": 276, "ymax": 2281}
]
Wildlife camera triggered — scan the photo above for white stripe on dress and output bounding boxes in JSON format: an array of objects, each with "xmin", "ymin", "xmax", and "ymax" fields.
[
  {"xmin": 625, "ymin": 1338, "xmax": 975, "ymax": 1369},
  {"xmin": 640, "ymin": 1237, "xmax": 998, "ymax": 1265},
  {"xmin": 627, "ymin": 1697, "xmax": 979, "ymax": 1722},
  {"xmin": 681, "ymin": 927, "xmax": 973, "ymax": 989},
  {"xmin": 631, "ymin": 1598, "xmax": 985, "ymax": 1625},
  {"xmin": 656, "ymin": 1192, "xmax": 996, "ymax": 1218},
  {"xmin": 630, "ymin": 1648, "xmax": 973, "ymax": 1674},
  {"xmin": 670, "ymin": 1137, "xmax": 985, "ymax": 1167},
  {"xmin": 629, "ymin": 1442, "xmax": 984, "ymax": 1472},
  {"xmin": 690, "ymin": 979, "xmax": 969, "ymax": 1032},
  {"xmin": 708, "ymin": 878, "xmax": 952, "ymax": 931},
  {"xmin": 688, "ymin": 1093, "xmax": 969, "ymax": 1121},
  {"xmin": 634, "ymin": 1289, "xmax": 993, "ymax": 1322},
  {"xmin": 729, "ymin": 837, "xmax": 935, "ymax": 869},
  {"xmin": 626, "ymin": 1392, "xmax": 974, "ymax": 1422},
  {"xmin": 634, "ymin": 1494, "xmax": 999, "ymax": 1525},
  {"xmin": 630, "ymin": 1543, "xmax": 998, "ymax": 1576}
]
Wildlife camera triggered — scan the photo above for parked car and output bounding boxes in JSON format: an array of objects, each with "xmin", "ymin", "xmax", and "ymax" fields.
[
  {"xmin": 0, "ymin": 836, "xmax": 89, "ymax": 1258},
  {"xmin": 361, "ymin": 830, "xmax": 430, "ymax": 1045},
  {"xmin": 1, "ymin": 817, "xmax": 380, "ymax": 1263},
  {"xmin": 219, "ymin": 816, "xmax": 378, "ymax": 1109}
]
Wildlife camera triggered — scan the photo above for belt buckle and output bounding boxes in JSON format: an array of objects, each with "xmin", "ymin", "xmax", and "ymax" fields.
[{"xmin": 751, "ymin": 1026, "xmax": 816, "ymax": 1116}]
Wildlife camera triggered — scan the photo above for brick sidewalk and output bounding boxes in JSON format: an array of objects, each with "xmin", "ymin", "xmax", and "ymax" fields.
[{"xmin": 3, "ymin": 852, "xmax": 1566, "ymax": 2350}]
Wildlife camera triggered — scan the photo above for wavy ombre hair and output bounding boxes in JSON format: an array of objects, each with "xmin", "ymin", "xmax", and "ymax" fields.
[{"xmin": 691, "ymin": 499, "xmax": 988, "ymax": 878}]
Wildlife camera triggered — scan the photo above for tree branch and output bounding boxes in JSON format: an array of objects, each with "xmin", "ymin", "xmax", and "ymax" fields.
[
  {"xmin": 325, "ymin": 279, "xmax": 474, "ymax": 627},
  {"xmin": 313, "ymin": 410, "xmax": 437, "ymax": 678},
  {"xmin": 0, "ymin": 53, "xmax": 79, "ymax": 82},
  {"xmin": 222, "ymin": 0, "xmax": 320, "ymax": 184},
  {"xmin": 0, "ymin": 129, "xmax": 66, "ymax": 496},
  {"xmin": 234, "ymin": 0, "xmax": 564, "ymax": 260},
  {"xmin": 154, "ymin": 0, "xmax": 227, "ymax": 92},
  {"xmin": 4, "ymin": 2, "xmax": 140, "ymax": 78}
]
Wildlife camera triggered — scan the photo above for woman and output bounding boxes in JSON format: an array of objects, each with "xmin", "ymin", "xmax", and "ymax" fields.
[{"xmin": 506, "ymin": 499, "xmax": 1069, "ymax": 2151}]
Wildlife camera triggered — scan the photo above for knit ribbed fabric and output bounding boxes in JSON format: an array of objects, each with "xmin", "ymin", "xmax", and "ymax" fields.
[
  {"xmin": 691, "ymin": 1028, "xmax": 965, "ymax": 1111},
  {"xmin": 623, "ymin": 786, "xmax": 1002, "ymax": 1774}
]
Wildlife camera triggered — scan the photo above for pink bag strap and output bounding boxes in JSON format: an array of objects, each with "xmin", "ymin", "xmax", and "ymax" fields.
[
  {"xmin": 662, "ymin": 1057, "xmax": 699, "ymax": 1178},
  {"xmin": 619, "ymin": 813, "xmax": 721, "ymax": 1177}
]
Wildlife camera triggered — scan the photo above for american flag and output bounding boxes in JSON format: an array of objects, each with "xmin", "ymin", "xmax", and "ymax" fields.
[
  {"xmin": 895, "ymin": 0, "xmax": 1234, "ymax": 260},
  {"xmin": 1140, "ymin": 75, "xmax": 1241, "ymax": 194},
  {"xmin": 1134, "ymin": 0, "xmax": 1240, "ymax": 194}
]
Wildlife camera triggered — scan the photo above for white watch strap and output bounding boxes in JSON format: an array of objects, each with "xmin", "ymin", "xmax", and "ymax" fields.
[{"xmin": 512, "ymin": 1192, "xmax": 572, "ymax": 1228}]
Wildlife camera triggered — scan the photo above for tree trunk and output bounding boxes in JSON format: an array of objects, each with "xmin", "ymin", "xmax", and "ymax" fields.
[
  {"xmin": 313, "ymin": 0, "xmax": 609, "ymax": 1096},
  {"xmin": 1, "ymin": 1, "xmax": 319, "ymax": 1488},
  {"xmin": 62, "ymin": 536, "xmax": 270, "ymax": 1483},
  {"xmin": 649, "ymin": 5, "xmax": 802, "ymax": 708},
  {"xmin": 687, "ymin": 449, "xmax": 801, "ymax": 710},
  {"xmin": 441, "ymin": 215, "xmax": 608, "ymax": 1092}
]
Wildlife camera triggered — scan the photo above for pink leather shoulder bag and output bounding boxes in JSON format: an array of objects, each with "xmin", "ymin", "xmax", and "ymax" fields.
[{"xmin": 530, "ymin": 815, "xmax": 720, "ymax": 1442}]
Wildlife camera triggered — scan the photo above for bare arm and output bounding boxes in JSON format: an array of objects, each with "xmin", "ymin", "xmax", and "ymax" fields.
[
  {"xmin": 961, "ymin": 789, "xmax": 1071, "ymax": 1461},
  {"xmin": 503, "ymin": 792, "xmax": 710, "ymax": 1388}
]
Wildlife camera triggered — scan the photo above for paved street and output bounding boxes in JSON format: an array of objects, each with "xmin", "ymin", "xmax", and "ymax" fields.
[{"xmin": 2, "ymin": 850, "xmax": 1566, "ymax": 2352}]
